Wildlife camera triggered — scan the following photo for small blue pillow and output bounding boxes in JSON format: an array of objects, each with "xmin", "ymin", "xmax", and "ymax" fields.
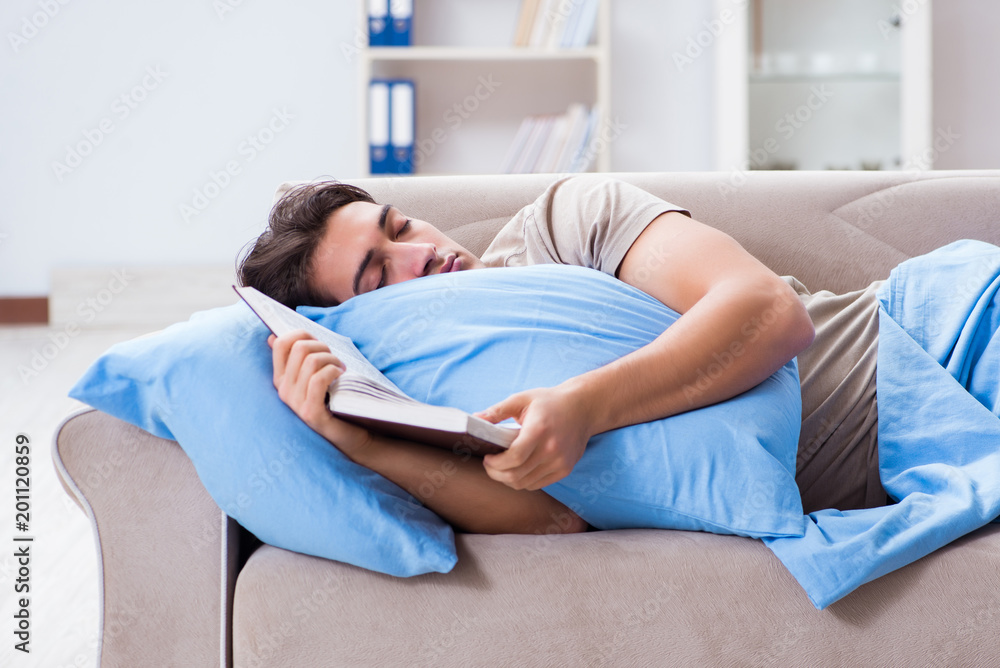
[
  {"xmin": 305, "ymin": 264, "xmax": 806, "ymax": 538},
  {"xmin": 68, "ymin": 303, "xmax": 457, "ymax": 577}
]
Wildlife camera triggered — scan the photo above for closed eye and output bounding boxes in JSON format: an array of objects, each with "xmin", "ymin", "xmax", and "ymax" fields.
[{"xmin": 397, "ymin": 219, "xmax": 411, "ymax": 238}]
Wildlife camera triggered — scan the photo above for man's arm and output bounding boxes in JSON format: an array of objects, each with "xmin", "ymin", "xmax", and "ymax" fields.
[
  {"xmin": 268, "ymin": 331, "xmax": 588, "ymax": 535},
  {"xmin": 478, "ymin": 211, "xmax": 815, "ymax": 491}
]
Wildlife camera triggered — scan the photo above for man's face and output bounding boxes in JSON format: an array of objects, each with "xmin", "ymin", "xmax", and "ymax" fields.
[{"xmin": 309, "ymin": 201, "xmax": 486, "ymax": 304}]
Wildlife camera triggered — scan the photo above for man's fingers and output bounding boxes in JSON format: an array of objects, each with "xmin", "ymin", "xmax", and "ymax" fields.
[
  {"xmin": 475, "ymin": 393, "xmax": 528, "ymax": 424},
  {"xmin": 485, "ymin": 457, "xmax": 543, "ymax": 490},
  {"xmin": 284, "ymin": 339, "xmax": 335, "ymax": 387},
  {"xmin": 298, "ymin": 363, "xmax": 343, "ymax": 423},
  {"xmin": 484, "ymin": 429, "xmax": 547, "ymax": 484},
  {"xmin": 271, "ymin": 330, "xmax": 315, "ymax": 385},
  {"xmin": 523, "ymin": 470, "xmax": 566, "ymax": 491},
  {"xmin": 271, "ymin": 330, "xmax": 347, "ymax": 393}
]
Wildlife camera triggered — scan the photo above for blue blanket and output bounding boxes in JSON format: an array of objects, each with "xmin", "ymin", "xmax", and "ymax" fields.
[{"xmin": 765, "ymin": 239, "xmax": 1000, "ymax": 609}]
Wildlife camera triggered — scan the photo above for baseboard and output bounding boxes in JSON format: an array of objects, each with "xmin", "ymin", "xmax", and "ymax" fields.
[{"xmin": 0, "ymin": 297, "xmax": 49, "ymax": 324}]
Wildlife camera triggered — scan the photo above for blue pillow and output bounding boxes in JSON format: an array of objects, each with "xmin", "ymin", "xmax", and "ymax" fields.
[
  {"xmin": 68, "ymin": 303, "xmax": 457, "ymax": 577},
  {"xmin": 305, "ymin": 264, "xmax": 806, "ymax": 538}
]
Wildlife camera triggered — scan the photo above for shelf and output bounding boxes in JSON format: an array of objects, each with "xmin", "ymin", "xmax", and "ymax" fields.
[
  {"xmin": 749, "ymin": 70, "xmax": 901, "ymax": 83},
  {"xmin": 366, "ymin": 46, "xmax": 605, "ymax": 62},
  {"xmin": 358, "ymin": 0, "xmax": 612, "ymax": 176},
  {"xmin": 714, "ymin": 0, "xmax": 931, "ymax": 171}
]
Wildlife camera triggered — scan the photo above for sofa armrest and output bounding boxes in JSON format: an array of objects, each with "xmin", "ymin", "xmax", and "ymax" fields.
[{"xmin": 52, "ymin": 408, "xmax": 238, "ymax": 668}]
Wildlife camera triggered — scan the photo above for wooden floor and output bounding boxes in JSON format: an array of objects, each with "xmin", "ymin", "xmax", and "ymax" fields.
[{"xmin": 0, "ymin": 266, "xmax": 237, "ymax": 668}]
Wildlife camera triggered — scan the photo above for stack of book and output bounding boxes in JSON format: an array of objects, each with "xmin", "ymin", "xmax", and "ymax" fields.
[
  {"xmin": 512, "ymin": 0, "xmax": 600, "ymax": 48},
  {"xmin": 500, "ymin": 104, "xmax": 599, "ymax": 174}
]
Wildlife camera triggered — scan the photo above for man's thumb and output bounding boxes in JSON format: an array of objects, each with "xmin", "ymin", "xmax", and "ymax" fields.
[{"xmin": 474, "ymin": 395, "xmax": 521, "ymax": 424}]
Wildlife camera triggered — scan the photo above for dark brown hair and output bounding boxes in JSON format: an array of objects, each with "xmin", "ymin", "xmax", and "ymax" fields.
[{"xmin": 236, "ymin": 180, "xmax": 375, "ymax": 307}]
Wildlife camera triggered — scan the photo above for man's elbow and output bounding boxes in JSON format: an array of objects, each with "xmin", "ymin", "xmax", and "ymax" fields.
[
  {"xmin": 746, "ymin": 277, "xmax": 814, "ymax": 359},
  {"xmin": 776, "ymin": 283, "xmax": 815, "ymax": 357},
  {"xmin": 790, "ymin": 305, "xmax": 816, "ymax": 357}
]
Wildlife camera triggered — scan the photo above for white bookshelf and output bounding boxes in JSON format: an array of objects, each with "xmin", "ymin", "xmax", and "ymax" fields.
[
  {"xmin": 713, "ymin": 0, "xmax": 933, "ymax": 172},
  {"xmin": 357, "ymin": 0, "xmax": 611, "ymax": 177}
]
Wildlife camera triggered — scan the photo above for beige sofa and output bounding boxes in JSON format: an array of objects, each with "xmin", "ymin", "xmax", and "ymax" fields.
[{"xmin": 54, "ymin": 170, "xmax": 1000, "ymax": 667}]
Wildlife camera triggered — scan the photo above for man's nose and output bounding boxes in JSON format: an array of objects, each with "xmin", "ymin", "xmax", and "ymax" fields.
[{"xmin": 396, "ymin": 242, "xmax": 437, "ymax": 281}]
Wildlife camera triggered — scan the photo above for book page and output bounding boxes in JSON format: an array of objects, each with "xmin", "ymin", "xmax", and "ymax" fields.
[{"xmin": 233, "ymin": 285, "xmax": 405, "ymax": 395}]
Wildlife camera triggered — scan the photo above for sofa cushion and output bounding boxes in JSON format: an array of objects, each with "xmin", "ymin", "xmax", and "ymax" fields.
[
  {"xmin": 233, "ymin": 525, "xmax": 1000, "ymax": 667},
  {"xmin": 308, "ymin": 263, "xmax": 805, "ymax": 538},
  {"xmin": 68, "ymin": 302, "xmax": 457, "ymax": 577}
]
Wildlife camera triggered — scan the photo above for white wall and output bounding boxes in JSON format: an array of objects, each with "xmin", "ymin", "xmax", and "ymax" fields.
[
  {"xmin": 932, "ymin": 0, "xmax": 1000, "ymax": 169},
  {"xmin": 1, "ymin": 0, "xmax": 363, "ymax": 297},
  {"xmin": 1, "ymin": 1, "xmax": 996, "ymax": 298},
  {"xmin": 612, "ymin": 1, "xmax": 715, "ymax": 172}
]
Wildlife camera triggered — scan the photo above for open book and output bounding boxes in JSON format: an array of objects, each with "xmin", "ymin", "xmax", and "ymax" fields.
[{"xmin": 233, "ymin": 285, "xmax": 518, "ymax": 455}]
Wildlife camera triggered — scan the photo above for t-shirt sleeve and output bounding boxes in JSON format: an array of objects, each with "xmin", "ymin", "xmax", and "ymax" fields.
[{"xmin": 480, "ymin": 175, "xmax": 690, "ymax": 275}]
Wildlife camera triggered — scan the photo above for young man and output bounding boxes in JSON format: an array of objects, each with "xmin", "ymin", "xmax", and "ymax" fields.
[{"xmin": 238, "ymin": 176, "xmax": 818, "ymax": 536}]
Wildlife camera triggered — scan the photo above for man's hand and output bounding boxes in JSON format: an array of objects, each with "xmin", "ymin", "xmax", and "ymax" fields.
[
  {"xmin": 268, "ymin": 330, "xmax": 375, "ymax": 462},
  {"xmin": 475, "ymin": 384, "xmax": 595, "ymax": 491}
]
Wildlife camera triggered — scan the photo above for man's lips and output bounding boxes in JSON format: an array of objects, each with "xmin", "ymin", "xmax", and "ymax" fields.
[{"xmin": 441, "ymin": 254, "xmax": 461, "ymax": 273}]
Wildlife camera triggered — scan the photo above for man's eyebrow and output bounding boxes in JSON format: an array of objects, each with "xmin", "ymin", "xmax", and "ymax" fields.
[
  {"xmin": 377, "ymin": 203, "xmax": 391, "ymax": 230},
  {"xmin": 352, "ymin": 204, "xmax": 393, "ymax": 296}
]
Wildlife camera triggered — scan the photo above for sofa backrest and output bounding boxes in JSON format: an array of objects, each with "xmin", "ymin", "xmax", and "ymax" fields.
[{"xmin": 346, "ymin": 170, "xmax": 1000, "ymax": 294}]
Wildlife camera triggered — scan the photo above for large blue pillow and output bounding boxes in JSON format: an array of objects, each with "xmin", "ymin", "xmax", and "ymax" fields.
[
  {"xmin": 304, "ymin": 264, "xmax": 806, "ymax": 539},
  {"xmin": 68, "ymin": 303, "xmax": 457, "ymax": 577}
]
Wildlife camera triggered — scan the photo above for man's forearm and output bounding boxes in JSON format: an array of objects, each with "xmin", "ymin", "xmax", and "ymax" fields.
[
  {"xmin": 351, "ymin": 436, "xmax": 586, "ymax": 535},
  {"xmin": 564, "ymin": 277, "xmax": 812, "ymax": 435}
]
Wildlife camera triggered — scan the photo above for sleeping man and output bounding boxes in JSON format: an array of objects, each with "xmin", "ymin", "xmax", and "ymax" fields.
[
  {"xmin": 239, "ymin": 175, "xmax": 1000, "ymax": 608},
  {"xmin": 238, "ymin": 175, "xmax": 856, "ymax": 536}
]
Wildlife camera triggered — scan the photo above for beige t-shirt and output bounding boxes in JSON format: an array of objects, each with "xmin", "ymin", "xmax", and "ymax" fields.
[
  {"xmin": 479, "ymin": 175, "xmax": 886, "ymax": 513},
  {"xmin": 481, "ymin": 175, "xmax": 689, "ymax": 274}
]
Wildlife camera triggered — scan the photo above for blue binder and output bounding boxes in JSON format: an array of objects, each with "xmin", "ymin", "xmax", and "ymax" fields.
[
  {"xmin": 369, "ymin": 80, "xmax": 392, "ymax": 173},
  {"xmin": 370, "ymin": 79, "xmax": 415, "ymax": 175},
  {"xmin": 368, "ymin": 0, "xmax": 389, "ymax": 46},
  {"xmin": 389, "ymin": 0, "xmax": 412, "ymax": 47},
  {"xmin": 390, "ymin": 79, "xmax": 415, "ymax": 174}
]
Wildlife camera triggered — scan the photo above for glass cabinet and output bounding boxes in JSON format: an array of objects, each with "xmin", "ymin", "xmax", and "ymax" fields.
[{"xmin": 714, "ymin": 0, "xmax": 932, "ymax": 172}]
